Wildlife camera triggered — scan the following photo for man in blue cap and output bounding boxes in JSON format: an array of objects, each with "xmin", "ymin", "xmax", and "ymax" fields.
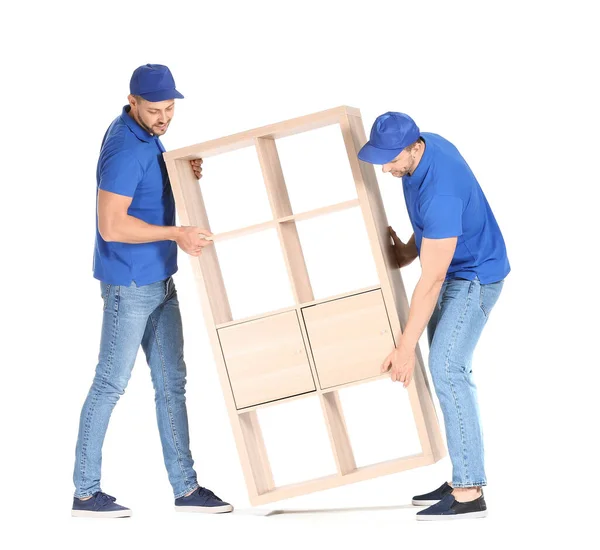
[
  {"xmin": 358, "ymin": 112, "xmax": 510, "ymax": 521},
  {"xmin": 72, "ymin": 64, "xmax": 233, "ymax": 517}
]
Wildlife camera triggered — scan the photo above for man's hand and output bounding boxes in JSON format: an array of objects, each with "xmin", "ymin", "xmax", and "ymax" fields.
[
  {"xmin": 381, "ymin": 341, "xmax": 416, "ymax": 388},
  {"xmin": 389, "ymin": 226, "xmax": 418, "ymax": 269},
  {"xmin": 190, "ymin": 158, "xmax": 203, "ymax": 179},
  {"xmin": 174, "ymin": 226, "xmax": 213, "ymax": 257}
]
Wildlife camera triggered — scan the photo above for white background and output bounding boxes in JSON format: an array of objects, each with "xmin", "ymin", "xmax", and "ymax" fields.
[{"xmin": 1, "ymin": 0, "xmax": 598, "ymax": 548}]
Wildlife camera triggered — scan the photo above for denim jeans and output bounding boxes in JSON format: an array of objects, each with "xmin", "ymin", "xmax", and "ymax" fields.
[
  {"xmin": 73, "ymin": 277, "xmax": 199, "ymax": 499},
  {"xmin": 427, "ymin": 277, "xmax": 504, "ymax": 488}
]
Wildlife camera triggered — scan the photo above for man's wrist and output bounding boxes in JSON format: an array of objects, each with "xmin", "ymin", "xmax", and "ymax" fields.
[
  {"xmin": 395, "ymin": 248, "xmax": 408, "ymax": 267},
  {"xmin": 397, "ymin": 337, "xmax": 416, "ymax": 353},
  {"xmin": 168, "ymin": 226, "xmax": 182, "ymax": 241}
]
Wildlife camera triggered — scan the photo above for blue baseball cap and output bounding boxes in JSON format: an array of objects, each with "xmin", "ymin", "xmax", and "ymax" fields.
[
  {"xmin": 130, "ymin": 64, "xmax": 184, "ymax": 102},
  {"xmin": 358, "ymin": 112, "xmax": 420, "ymax": 164}
]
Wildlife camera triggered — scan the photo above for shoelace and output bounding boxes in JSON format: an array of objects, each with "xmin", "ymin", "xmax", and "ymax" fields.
[
  {"xmin": 199, "ymin": 487, "xmax": 220, "ymax": 501},
  {"xmin": 95, "ymin": 492, "xmax": 117, "ymax": 508}
]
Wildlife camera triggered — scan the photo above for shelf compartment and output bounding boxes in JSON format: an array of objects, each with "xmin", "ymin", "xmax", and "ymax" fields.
[
  {"xmin": 218, "ymin": 310, "xmax": 315, "ymax": 409},
  {"xmin": 294, "ymin": 206, "xmax": 380, "ymax": 300},
  {"xmin": 337, "ymin": 380, "xmax": 423, "ymax": 468},
  {"xmin": 275, "ymin": 124, "xmax": 358, "ymax": 214},
  {"xmin": 214, "ymin": 227, "xmax": 296, "ymax": 320},
  {"xmin": 301, "ymin": 289, "xmax": 395, "ymax": 389},
  {"xmin": 191, "ymin": 145, "xmax": 274, "ymax": 235},
  {"xmin": 255, "ymin": 396, "xmax": 338, "ymax": 488}
]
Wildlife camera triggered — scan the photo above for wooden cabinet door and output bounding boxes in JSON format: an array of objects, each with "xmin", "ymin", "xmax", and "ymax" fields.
[
  {"xmin": 302, "ymin": 290, "xmax": 395, "ymax": 389},
  {"xmin": 218, "ymin": 311, "xmax": 315, "ymax": 409}
]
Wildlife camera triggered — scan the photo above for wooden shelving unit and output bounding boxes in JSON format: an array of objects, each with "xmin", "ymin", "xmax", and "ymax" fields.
[{"xmin": 163, "ymin": 106, "xmax": 445, "ymax": 505}]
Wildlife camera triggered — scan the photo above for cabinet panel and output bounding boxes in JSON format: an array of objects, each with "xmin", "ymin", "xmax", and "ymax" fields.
[
  {"xmin": 302, "ymin": 290, "xmax": 394, "ymax": 389},
  {"xmin": 218, "ymin": 311, "xmax": 315, "ymax": 409}
]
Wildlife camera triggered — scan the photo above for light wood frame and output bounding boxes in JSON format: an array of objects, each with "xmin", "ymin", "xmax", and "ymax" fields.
[{"xmin": 163, "ymin": 106, "xmax": 445, "ymax": 505}]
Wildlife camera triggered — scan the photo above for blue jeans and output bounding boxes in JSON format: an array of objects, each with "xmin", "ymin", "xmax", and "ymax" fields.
[
  {"xmin": 427, "ymin": 277, "xmax": 504, "ymax": 488},
  {"xmin": 73, "ymin": 277, "xmax": 199, "ymax": 499}
]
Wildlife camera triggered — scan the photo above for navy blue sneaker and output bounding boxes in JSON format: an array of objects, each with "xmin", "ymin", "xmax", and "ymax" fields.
[
  {"xmin": 174, "ymin": 486, "xmax": 233, "ymax": 514},
  {"xmin": 71, "ymin": 492, "xmax": 131, "ymax": 518},
  {"xmin": 412, "ymin": 482, "xmax": 453, "ymax": 506},
  {"xmin": 416, "ymin": 492, "xmax": 487, "ymax": 521}
]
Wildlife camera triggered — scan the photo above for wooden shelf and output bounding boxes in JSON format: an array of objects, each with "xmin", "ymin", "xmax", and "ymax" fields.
[{"xmin": 164, "ymin": 106, "xmax": 446, "ymax": 506}]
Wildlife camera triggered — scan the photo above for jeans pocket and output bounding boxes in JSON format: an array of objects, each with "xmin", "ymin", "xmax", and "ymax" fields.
[
  {"xmin": 101, "ymin": 284, "xmax": 112, "ymax": 311},
  {"xmin": 479, "ymin": 281, "xmax": 503, "ymax": 318}
]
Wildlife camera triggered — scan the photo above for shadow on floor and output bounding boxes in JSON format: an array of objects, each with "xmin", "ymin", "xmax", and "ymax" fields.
[{"xmin": 235, "ymin": 503, "xmax": 417, "ymax": 516}]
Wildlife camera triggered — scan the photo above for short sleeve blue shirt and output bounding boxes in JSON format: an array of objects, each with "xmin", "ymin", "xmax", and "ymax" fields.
[
  {"xmin": 402, "ymin": 133, "xmax": 510, "ymax": 284},
  {"xmin": 93, "ymin": 106, "xmax": 177, "ymax": 286}
]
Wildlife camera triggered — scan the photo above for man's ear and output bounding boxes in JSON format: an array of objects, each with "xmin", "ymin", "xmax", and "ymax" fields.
[
  {"xmin": 127, "ymin": 94, "xmax": 140, "ymax": 110},
  {"xmin": 413, "ymin": 140, "xmax": 423, "ymax": 158}
]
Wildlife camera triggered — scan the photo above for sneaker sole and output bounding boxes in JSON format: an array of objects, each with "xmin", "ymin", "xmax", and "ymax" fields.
[
  {"xmin": 174, "ymin": 504, "xmax": 234, "ymax": 514},
  {"xmin": 416, "ymin": 510, "xmax": 488, "ymax": 521},
  {"xmin": 71, "ymin": 510, "xmax": 132, "ymax": 518},
  {"xmin": 412, "ymin": 499, "xmax": 441, "ymax": 506}
]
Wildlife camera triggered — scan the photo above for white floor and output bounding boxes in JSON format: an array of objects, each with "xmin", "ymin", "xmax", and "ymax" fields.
[
  {"xmin": 36, "ymin": 500, "xmax": 585, "ymax": 550},
  {"xmin": 10, "ymin": 467, "xmax": 590, "ymax": 550}
]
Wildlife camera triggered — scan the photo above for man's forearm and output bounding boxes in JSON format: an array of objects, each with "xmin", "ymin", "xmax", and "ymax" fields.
[
  {"xmin": 102, "ymin": 214, "xmax": 179, "ymax": 244},
  {"xmin": 397, "ymin": 276, "xmax": 444, "ymax": 350}
]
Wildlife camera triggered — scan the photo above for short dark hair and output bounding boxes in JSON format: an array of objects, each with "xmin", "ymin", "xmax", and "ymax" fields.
[
  {"xmin": 405, "ymin": 137, "xmax": 424, "ymax": 152},
  {"xmin": 132, "ymin": 94, "xmax": 146, "ymax": 104}
]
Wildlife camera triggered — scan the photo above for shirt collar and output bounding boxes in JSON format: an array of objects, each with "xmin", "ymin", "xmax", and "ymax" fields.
[
  {"xmin": 403, "ymin": 136, "xmax": 431, "ymax": 187},
  {"xmin": 120, "ymin": 105, "xmax": 154, "ymax": 143}
]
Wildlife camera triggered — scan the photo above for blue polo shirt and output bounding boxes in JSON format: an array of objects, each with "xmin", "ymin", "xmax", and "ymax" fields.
[
  {"xmin": 93, "ymin": 105, "xmax": 177, "ymax": 286},
  {"xmin": 402, "ymin": 133, "xmax": 510, "ymax": 284}
]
